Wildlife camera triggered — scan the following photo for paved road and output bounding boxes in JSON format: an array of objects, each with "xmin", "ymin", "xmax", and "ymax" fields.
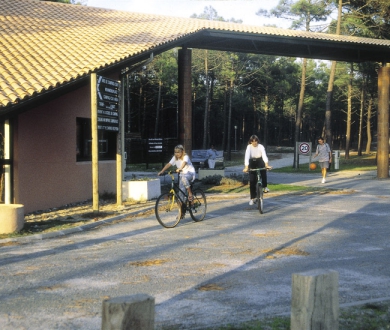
[{"xmin": 1, "ymin": 161, "xmax": 390, "ymax": 329}]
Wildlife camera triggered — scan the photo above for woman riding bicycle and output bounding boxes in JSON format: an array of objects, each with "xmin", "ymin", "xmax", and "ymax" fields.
[
  {"xmin": 243, "ymin": 135, "xmax": 272, "ymax": 206},
  {"xmin": 158, "ymin": 144, "xmax": 196, "ymax": 202}
]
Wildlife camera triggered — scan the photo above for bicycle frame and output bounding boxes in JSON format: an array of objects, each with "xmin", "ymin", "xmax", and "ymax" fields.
[
  {"xmin": 155, "ymin": 171, "xmax": 207, "ymax": 228},
  {"xmin": 249, "ymin": 167, "xmax": 267, "ymax": 214},
  {"xmin": 167, "ymin": 171, "xmax": 190, "ymax": 207}
]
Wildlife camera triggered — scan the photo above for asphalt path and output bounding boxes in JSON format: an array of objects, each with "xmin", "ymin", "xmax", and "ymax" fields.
[{"xmin": 1, "ymin": 162, "xmax": 390, "ymax": 329}]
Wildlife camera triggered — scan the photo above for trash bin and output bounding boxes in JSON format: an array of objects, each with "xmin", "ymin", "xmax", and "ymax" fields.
[{"xmin": 333, "ymin": 150, "xmax": 340, "ymax": 170}]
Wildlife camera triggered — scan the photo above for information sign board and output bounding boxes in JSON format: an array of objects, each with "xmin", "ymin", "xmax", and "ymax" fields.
[{"xmin": 96, "ymin": 75, "xmax": 120, "ymax": 131}]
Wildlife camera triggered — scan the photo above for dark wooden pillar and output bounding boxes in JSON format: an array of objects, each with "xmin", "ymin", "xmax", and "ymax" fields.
[
  {"xmin": 178, "ymin": 47, "xmax": 192, "ymax": 156},
  {"xmin": 377, "ymin": 66, "xmax": 390, "ymax": 178}
]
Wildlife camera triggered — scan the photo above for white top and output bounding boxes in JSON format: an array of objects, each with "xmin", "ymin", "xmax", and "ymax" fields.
[
  {"xmin": 169, "ymin": 154, "xmax": 195, "ymax": 174},
  {"xmin": 244, "ymin": 144, "xmax": 269, "ymax": 166}
]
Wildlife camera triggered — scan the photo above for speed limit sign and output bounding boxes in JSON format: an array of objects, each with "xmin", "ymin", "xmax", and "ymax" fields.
[{"xmin": 299, "ymin": 142, "xmax": 311, "ymax": 155}]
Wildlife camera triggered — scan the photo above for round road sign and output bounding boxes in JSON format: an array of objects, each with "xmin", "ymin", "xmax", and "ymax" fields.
[{"xmin": 299, "ymin": 142, "xmax": 311, "ymax": 155}]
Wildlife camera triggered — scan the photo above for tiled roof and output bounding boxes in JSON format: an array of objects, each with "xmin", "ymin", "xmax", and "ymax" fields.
[{"xmin": 1, "ymin": 0, "xmax": 390, "ymax": 111}]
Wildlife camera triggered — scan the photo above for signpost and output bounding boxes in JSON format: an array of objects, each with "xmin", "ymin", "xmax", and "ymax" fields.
[{"xmin": 91, "ymin": 74, "xmax": 121, "ymax": 212}]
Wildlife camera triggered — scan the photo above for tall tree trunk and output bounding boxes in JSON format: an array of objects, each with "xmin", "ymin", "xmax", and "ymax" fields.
[
  {"xmin": 252, "ymin": 95, "xmax": 257, "ymax": 134},
  {"xmin": 154, "ymin": 79, "xmax": 162, "ymax": 137},
  {"xmin": 357, "ymin": 78, "xmax": 365, "ymax": 156},
  {"xmin": 208, "ymin": 77, "xmax": 214, "ymax": 145},
  {"xmin": 293, "ymin": 57, "xmax": 307, "ymax": 168},
  {"xmin": 202, "ymin": 50, "xmax": 209, "ymax": 149},
  {"xmin": 227, "ymin": 79, "xmax": 233, "ymax": 161},
  {"xmin": 222, "ymin": 83, "xmax": 227, "ymax": 152},
  {"xmin": 263, "ymin": 93, "xmax": 269, "ymax": 149},
  {"xmin": 325, "ymin": 0, "xmax": 342, "ymax": 149},
  {"xmin": 365, "ymin": 96, "xmax": 373, "ymax": 153},
  {"xmin": 345, "ymin": 63, "xmax": 353, "ymax": 159}
]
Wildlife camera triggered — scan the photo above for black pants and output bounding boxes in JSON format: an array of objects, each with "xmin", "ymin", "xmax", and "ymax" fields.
[{"xmin": 249, "ymin": 157, "xmax": 267, "ymax": 199}]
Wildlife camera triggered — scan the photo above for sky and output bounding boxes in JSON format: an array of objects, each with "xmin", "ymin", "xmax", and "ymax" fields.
[{"xmin": 87, "ymin": 0, "xmax": 291, "ymax": 28}]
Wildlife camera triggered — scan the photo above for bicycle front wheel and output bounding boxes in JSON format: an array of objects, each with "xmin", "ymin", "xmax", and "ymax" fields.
[
  {"xmin": 189, "ymin": 189, "xmax": 207, "ymax": 222},
  {"xmin": 155, "ymin": 192, "xmax": 182, "ymax": 228},
  {"xmin": 256, "ymin": 183, "xmax": 264, "ymax": 214}
]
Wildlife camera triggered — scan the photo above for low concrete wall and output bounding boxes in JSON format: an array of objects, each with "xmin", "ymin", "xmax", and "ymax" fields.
[
  {"xmin": 198, "ymin": 169, "xmax": 225, "ymax": 180},
  {"xmin": 0, "ymin": 204, "xmax": 25, "ymax": 234},
  {"xmin": 122, "ymin": 179, "xmax": 161, "ymax": 201}
]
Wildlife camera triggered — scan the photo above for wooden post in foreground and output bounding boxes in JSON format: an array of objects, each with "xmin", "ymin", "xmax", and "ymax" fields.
[
  {"xmin": 102, "ymin": 294, "xmax": 154, "ymax": 330},
  {"xmin": 291, "ymin": 269, "xmax": 339, "ymax": 330}
]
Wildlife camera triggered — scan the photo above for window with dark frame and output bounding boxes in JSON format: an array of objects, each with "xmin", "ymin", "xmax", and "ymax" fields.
[{"xmin": 76, "ymin": 118, "xmax": 116, "ymax": 161}]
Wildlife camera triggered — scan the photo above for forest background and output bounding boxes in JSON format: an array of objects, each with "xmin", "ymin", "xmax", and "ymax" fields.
[{"xmin": 47, "ymin": 0, "xmax": 390, "ymax": 161}]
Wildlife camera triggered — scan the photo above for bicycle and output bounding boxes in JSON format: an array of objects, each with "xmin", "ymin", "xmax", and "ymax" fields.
[
  {"xmin": 248, "ymin": 167, "xmax": 269, "ymax": 214},
  {"xmin": 155, "ymin": 171, "xmax": 207, "ymax": 228}
]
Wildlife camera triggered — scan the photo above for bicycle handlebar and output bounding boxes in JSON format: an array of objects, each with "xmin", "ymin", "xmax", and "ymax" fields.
[{"xmin": 248, "ymin": 167, "xmax": 272, "ymax": 171}]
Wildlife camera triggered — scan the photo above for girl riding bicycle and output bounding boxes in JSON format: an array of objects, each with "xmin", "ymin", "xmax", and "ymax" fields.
[
  {"xmin": 158, "ymin": 144, "xmax": 196, "ymax": 202},
  {"xmin": 243, "ymin": 135, "xmax": 272, "ymax": 205}
]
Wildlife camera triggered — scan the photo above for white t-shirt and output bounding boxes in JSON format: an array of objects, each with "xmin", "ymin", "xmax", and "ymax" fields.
[{"xmin": 169, "ymin": 154, "xmax": 195, "ymax": 174}]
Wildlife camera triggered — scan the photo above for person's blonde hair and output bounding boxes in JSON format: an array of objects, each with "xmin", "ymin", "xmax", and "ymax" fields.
[{"xmin": 174, "ymin": 144, "xmax": 187, "ymax": 160}]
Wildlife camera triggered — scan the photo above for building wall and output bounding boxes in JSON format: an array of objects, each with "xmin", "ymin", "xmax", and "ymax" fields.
[{"xmin": 13, "ymin": 85, "xmax": 117, "ymax": 213}]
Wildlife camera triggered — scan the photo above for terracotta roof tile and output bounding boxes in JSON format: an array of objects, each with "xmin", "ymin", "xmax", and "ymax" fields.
[{"xmin": 1, "ymin": 0, "xmax": 390, "ymax": 109}]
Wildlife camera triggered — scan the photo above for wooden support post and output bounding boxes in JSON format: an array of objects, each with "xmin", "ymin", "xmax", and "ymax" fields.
[
  {"xmin": 377, "ymin": 66, "xmax": 390, "ymax": 179},
  {"xmin": 102, "ymin": 294, "xmax": 155, "ymax": 330},
  {"xmin": 91, "ymin": 73, "xmax": 99, "ymax": 213},
  {"xmin": 291, "ymin": 269, "xmax": 339, "ymax": 330},
  {"xmin": 178, "ymin": 47, "xmax": 192, "ymax": 155}
]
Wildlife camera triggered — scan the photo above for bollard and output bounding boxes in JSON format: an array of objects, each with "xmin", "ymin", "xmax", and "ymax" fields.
[
  {"xmin": 333, "ymin": 150, "xmax": 340, "ymax": 170},
  {"xmin": 0, "ymin": 204, "xmax": 24, "ymax": 234},
  {"xmin": 101, "ymin": 294, "xmax": 154, "ymax": 330},
  {"xmin": 291, "ymin": 269, "xmax": 339, "ymax": 330}
]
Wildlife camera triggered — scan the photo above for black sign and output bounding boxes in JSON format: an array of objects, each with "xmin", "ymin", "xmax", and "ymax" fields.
[
  {"xmin": 147, "ymin": 138, "xmax": 163, "ymax": 153},
  {"xmin": 96, "ymin": 75, "xmax": 120, "ymax": 131}
]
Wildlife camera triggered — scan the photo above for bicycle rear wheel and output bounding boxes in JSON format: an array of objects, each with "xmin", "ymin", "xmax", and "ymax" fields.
[
  {"xmin": 256, "ymin": 183, "xmax": 264, "ymax": 214},
  {"xmin": 155, "ymin": 192, "xmax": 182, "ymax": 228},
  {"xmin": 189, "ymin": 189, "xmax": 207, "ymax": 222}
]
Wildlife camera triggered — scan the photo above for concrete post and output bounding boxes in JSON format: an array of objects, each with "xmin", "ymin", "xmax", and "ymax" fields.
[
  {"xmin": 178, "ymin": 47, "xmax": 192, "ymax": 156},
  {"xmin": 291, "ymin": 269, "xmax": 339, "ymax": 330},
  {"xmin": 101, "ymin": 294, "xmax": 154, "ymax": 330},
  {"xmin": 377, "ymin": 66, "xmax": 390, "ymax": 179}
]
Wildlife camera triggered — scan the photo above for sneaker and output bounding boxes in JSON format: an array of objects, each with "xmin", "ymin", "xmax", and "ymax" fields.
[
  {"xmin": 264, "ymin": 187, "xmax": 269, "ymax": 193},
  {"xmin": 249, "ymin": 199, "xmax": 254, "ymax": 206},
  {"xmin": 321, "ymin": 178, "xmax": 326, "ymax": 183}
]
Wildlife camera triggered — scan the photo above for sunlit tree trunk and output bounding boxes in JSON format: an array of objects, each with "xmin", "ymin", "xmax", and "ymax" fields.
[
  {"xmin": 357, "ymin": 78, "xmax": 365, "ymax": 156},
  {"xmin": 365, "ymin": 96, "xmax": 373, "ymax": 153},
  {"xmin": 345, "ymin": 63, "xmax": 353, "ymax": 159}
]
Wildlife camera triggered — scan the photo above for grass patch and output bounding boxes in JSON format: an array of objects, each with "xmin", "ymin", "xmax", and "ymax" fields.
[
  {"xmin": 206, "ymin": 301, "xmax": 390, "ymax": 330},
  {"xmin": 273, "ymin": 152, "xmax": 377, "ymax": 173}
]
